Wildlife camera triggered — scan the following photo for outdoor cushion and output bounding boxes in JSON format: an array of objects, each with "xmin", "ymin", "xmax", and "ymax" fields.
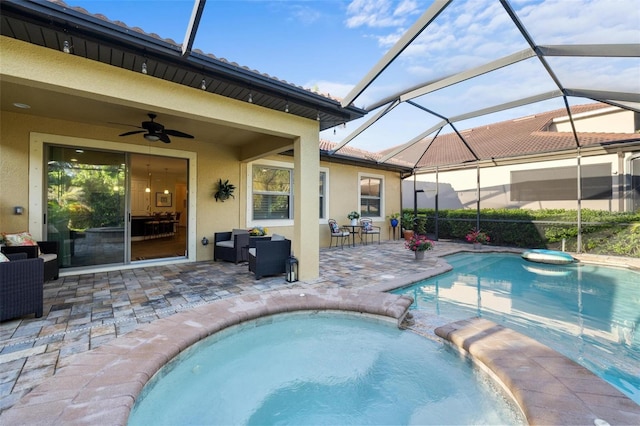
[
  {"xmin": 271, "ymin": 234, "xmax": 285, "ymax": 241},
  {"xmin": 3, "ymin": 231, "xmax": 39, "ymax": 247},
  {"xmin": 362, "ymin": 221, "xmax": 373, "ymax": 232},
  {"xmin": 216, "ymin": 240, "xmax": 235, "ymax": 248},
  {"xmin": 0, "ymin": 252, "xmax": 9, "ymax": 262},
  {"xmin": 248, "ymin": 248, "xmax": 256, "ymax": 257},
  {"xmin": 329, "ymin": 222, "xmax": 340, "ymax": 233},
  {"xmin": 231, "ymin": 228, "xmax": 249, "ymax": 239},
  {"xmin": 39, "ymin": 253, "xmax": 57, "ymax": 262}
]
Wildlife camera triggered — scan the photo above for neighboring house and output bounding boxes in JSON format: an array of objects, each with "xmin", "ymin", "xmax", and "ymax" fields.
[
  {"xmin": 0, "ymin": 1, "xmax": 409, "ymax": 280},
  {"xmin": 392, "ymin": 104, "xmax": 640, "ymax": 213}
]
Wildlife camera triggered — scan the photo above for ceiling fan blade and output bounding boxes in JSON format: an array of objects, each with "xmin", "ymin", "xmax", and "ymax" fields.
[
  {"xmin": 164, "ymin": 129, "xmax": 194, "ymax": 139},
  {"xmin": 119, "ymin": 130, "xmax": 146, "ymax": 137},
  {"xmin": 159, "ymin": 133, "xmax": 171, "ymax": 143}
]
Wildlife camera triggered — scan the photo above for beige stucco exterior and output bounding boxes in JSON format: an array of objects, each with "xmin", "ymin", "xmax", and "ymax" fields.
[{"xmin": 1, "ymin": 36, "xmax": 402, "ymax": 279}]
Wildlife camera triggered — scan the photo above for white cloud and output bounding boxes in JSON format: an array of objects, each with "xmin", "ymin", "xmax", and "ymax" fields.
[
  {"xmin": 393, "ymin": 0, "xmax": 420, "ymax": 18},
  {"xmin": 306, "ymin": 80, "xmax": 356, "ymax": 100},
  {"xmin": 346, "ymin": 0, "xmax": 409, "ymax": 28},
  {"xmin": 289, "ymin": 5, "xmax": 323, "ymax": 25}
]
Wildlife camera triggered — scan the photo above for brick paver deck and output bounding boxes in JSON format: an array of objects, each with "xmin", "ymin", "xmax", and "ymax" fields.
[{"xmin": 1, "ymin": 241, "xmax": 639, "ymax": 424}]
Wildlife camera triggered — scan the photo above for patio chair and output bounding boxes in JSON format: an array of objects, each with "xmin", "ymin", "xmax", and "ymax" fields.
[
  {"xmin": 359, "ymin": 218, "xmax": 381, "ymax": 245},
  {"xmin": 248, "ymin": 235, "xmax": 291, "ymax": 279},
  {"xmin": 2, "ymin": 240, "xmax": 59, "ymax": 281},
  {"xmin": 328, "ymin": 219, "xmax": 350, "ymax": 249},
  {"xmin": 0, "ymin": 252, "xmax": 44, "ymax": 321},
  {"xmin": 214, "ymin": 229, "xmax": 250, "ymax": 263}
]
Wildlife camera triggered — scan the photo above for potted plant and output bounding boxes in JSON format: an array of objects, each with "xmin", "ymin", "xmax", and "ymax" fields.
[
  {"xmin": 386, "ymin": 213, "xmax": 400, "ymax": 228},
  {"xmin": 347, "ymin": 211, "xmax": 360, "ymax": 226},
  {"xmin": 405, "ymin": 234, "xmax": 434, "ymax": 260},
  {"xmin": 466, "ymin": 228, "xmax": 490, "ymax": 249},
  {"xmin": 248, "ymin": 226, "xmax": 268, "ymax": 236},
  {"xmin": 214, "ymin": 179, "xmax": 236, "ymax": 202}
]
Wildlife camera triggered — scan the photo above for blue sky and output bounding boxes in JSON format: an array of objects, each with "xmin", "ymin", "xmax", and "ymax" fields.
[{"xmin": 67, "ymin": 0, "xmax": 639, "ymax": 152}]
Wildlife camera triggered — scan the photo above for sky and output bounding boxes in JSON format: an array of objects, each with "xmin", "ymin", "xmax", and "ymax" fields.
[{"xmin": 66, "ymin": 0, "xmax": 639, "ymax": 152}]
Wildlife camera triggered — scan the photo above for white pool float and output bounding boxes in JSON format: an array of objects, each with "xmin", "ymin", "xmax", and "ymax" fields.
[{"xmin": 521, "ymin": 249, "xmax": 575, "ymax": 265}]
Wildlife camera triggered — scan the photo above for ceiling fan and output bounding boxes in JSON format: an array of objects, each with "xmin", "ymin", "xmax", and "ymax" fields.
[{"xmin": 118, "ymin": 113, "xmax": 194, "ymax": 144}]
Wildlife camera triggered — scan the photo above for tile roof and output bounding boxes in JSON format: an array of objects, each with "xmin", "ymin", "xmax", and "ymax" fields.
[
  {"xmin": 381, "ymin": 103, "xmax": 639, "ymax": 169},
  {"xmin": 47, "ymin": 0, "xmax": 338, "ymax": 102}
]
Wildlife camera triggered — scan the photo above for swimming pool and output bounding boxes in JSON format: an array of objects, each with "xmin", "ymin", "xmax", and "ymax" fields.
[
  {"xmin": 128, "ymin": 313, "xmax": 525, "ymax": 425},
  {"xmin": 392, "ymin": 252, "xmax": 640, "ymax": 404}
]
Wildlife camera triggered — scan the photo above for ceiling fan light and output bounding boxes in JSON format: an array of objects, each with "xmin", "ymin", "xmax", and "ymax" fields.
[{"xmin": 144, "ymin": 133, "xmax": 160, "ymax": 142}]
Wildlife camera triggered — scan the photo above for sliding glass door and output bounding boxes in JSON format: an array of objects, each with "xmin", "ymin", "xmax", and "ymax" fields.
[
  {"xmin": 46, "ymin": 146, "xmax": 189, "ymax": 271},
  {"xmin": 47, "ymin": 146, "xmax": 126, "ymax": 268}
]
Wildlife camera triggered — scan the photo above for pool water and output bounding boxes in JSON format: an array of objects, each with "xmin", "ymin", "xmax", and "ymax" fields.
[
  {"xmin": 128, "ymin": 313, "xmax": 525, "ymax": 425},
  {"xmin": 393, "ymin": 252, "xmax": 640, "ymax": 404}
]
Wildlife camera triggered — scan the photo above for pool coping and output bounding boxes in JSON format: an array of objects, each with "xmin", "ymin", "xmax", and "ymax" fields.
[
  {"xmin": 0, "ymin": 288, "xmax": 414, "ymax": 425},
  {"xmin": 2, "ymin": 249, "xmax": 639, "ymax": 425},
  {"xmin": 435, "ymin": 317, "xmax": 640, "ymax": 425}
]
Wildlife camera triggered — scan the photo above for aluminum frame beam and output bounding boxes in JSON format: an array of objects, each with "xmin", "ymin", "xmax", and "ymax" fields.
[
  {"xmin": 538, "ymin": 44, "xmax": 640, "ymax": 57},
  {"xmin": 181, "ymin": 0, "xmax": 207, "ymax": 56},
  {"xmin": 398, "ymin": 48, "xmax": 537, "ymax": 104},
  {"xmin": 448, "ymin": 90, "xmax": 563, "ymax": 124},
  {"xmin": 378, "ymin": 121, "xmax": 447, "ymax": 163},
  {"xmin": 340, "ymin": 0, "xmax": 452, "ymax": 108},
  {"xmin": 330, "ymin": 99, "xmax": 401, "ymax": 154}
]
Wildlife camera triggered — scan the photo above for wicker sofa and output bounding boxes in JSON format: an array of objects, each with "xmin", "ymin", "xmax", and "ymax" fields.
[
  {"xmin": 1, "ymin": 241, "xmax": 59, "ymax": 282},
  {"xmin": 1, "ymin": 253, "xmax": 44, "ymax": 321},
  {"xmin": 248, "ymin": 237, "xmax": 291, "ymax": 280}
]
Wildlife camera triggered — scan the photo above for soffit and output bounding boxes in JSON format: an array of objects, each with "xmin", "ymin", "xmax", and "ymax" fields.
[{"xmin": 0, "ymin": 0, "xmax": 365, "ymax": 132}]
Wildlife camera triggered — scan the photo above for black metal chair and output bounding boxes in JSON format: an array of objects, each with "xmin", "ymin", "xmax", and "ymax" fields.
[
  {"xmin": 359, "ymin": 218, "xmax": 381, "ymax": 245},
  {"xmin": 0, "ymin": 253, "xmax": 44, "ymax": 321},
  {"xmin": 328, "ymin": 219, "xmax": 350, "ymax": 249}
]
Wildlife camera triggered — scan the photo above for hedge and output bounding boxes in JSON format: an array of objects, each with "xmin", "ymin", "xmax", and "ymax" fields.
[{"xmin": 402, "ymin": 208, "xmax": 640, "ymax": 258}]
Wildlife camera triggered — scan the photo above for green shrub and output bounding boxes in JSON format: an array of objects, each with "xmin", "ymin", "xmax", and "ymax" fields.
[{"xmin": 401, "ymin": 207, "xmax": 640, "ymax": 257}]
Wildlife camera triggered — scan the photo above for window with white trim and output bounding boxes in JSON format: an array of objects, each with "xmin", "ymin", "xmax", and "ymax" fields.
[
  {"xmin": 319, "ymin": 170, "xmax": 327, "ymax": 220},
  {"xmin": 359, "ymin": 174, "xmax": 383, "ymax": 218},
  {"xmin": 252, "ymin": 165, "xmax": 292, "ymax": 220}
]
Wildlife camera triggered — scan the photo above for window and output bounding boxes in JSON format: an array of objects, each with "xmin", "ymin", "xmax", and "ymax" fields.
[
  {"xmin": 319, "ymin": 170, "xmax": 327, "ymax": 219},
  {"xmin": 511, "ymin": 163, "xmax": 612, "ymax": 201},
  {"xmin": 359, "ymin": 175, "xmax": 382, "ymax": 217},
  {"xmin": 252, "ymin": 165, "xmax": 292, "ymax": 220}
]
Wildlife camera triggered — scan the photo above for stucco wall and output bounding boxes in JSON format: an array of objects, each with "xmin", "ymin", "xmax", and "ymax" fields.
[{"xmin": 403, "ymin": 152, "xmax": 638, "ymax": 212}]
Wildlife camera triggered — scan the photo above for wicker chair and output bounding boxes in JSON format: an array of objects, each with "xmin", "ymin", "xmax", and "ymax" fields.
[
  {"xmin": 248, "ymin": 237, "xmax": 291, "ymax": 280},
  {"xmin": 1, "ymin": 241, "xmax": 59, "ymax": 281},
  {"xmin": 214, "ymin": 229, "xmax": 250, "ymax": 263},
  {"xmin": 1, "ymin": 253, "xmax": 44, "ymax": 321}
]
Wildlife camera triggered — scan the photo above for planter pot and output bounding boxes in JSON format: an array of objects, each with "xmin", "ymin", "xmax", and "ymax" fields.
[
  {"xmin": 350, "ymin": 219, "xmax": 358, "ymax": 226},
  {"xmin": 415, "ymin": 250, "xmax": 425, "ymax": 260},
  {"xmin": 403, "ymin": 230, "xmax": 414, "ymax": 241},
  {"xmin": 390, "ymin": 218, "xmax": 399, "ymax": 228}
]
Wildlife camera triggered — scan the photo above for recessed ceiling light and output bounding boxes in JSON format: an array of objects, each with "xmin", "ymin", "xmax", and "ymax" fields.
[
  {"xmin": 13, "ymin": 102, "xmax": 31, "ymax": 109},
  {"xmin": 75, "ymin": 149, "xmax": 84, "ymax": 153}
]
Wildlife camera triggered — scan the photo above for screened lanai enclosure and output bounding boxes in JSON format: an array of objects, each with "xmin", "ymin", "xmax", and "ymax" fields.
[
  {"xmin": 323, "ymin": 0, "xmax": 640, "ymax": 257},
  {"xmin": 2, "ymin": 0, "xmax": 638, "ymax": 259}
]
